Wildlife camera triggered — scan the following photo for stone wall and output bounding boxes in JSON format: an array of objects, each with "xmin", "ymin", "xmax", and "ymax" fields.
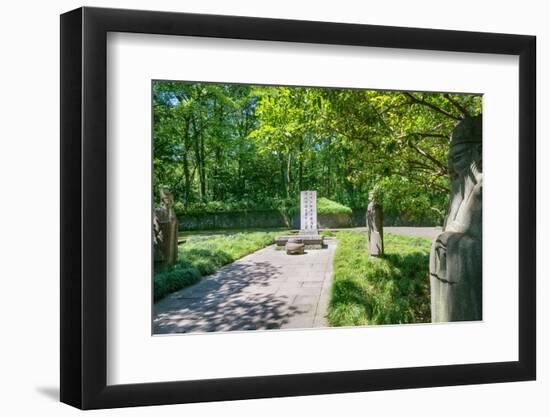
[
  {"xmin": 180, "ymin": 210, "xmax": 353, "ymax": 231},
  {"xmin": 351, "ymin": 207, "xmax": 442, "ymax": 227},
  {"xmin": 178, "ymin": 210, "xmax": 289, "ymax": 231},
  {"xmin": 291, "ymin": 213, "xmax": 351, "ymax": 229},
  {"xmin": 179, "ymin": 208, "xmax": 441, "ymax": 231}
]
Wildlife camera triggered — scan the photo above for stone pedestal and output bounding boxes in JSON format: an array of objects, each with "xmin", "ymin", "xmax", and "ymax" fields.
[
  {"xmin": 285, "ymin": 238, "xmax": 305, "ymax": 255},
  {"xmin": 275, "ymin": 235, "xmax": 323, "ymax": 249}
]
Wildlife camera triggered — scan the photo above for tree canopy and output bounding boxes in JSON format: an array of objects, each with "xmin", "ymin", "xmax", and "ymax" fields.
[{"xmin": 153, "ymin": 81, "xmax": 481, "ymax": 224}]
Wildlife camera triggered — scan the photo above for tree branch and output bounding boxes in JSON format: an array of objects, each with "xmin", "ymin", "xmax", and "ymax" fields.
[
  {"xmin": 408, "ymin": 141, "xmax": 448, "ymax": 174},
  {"xmin": 404, "ymin": 92, "xmax": 463, "ymax": 121},
  {"xmin": 429, "ymin": 182, "xmax": 450, "ymax": 193},
  {"xmin": 443, "ymin": 93, "xmax": 471, "ymax": 118},
  {"xmin": 406, "ymin": 159, "xmax": 439, "ymax": 172},
  {"xmin": 416, "ymin": 132, "xmax": 449, "ymax": 140},
  {"xmin": 402, "ymin": 172, "xmax": 450, "ymax": 193}
]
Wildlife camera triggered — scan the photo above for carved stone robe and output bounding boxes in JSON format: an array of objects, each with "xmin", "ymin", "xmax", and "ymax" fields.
[
  {"xmin": 367, "ymin": 201, "xmax": 384, "ymax": 257},
  {"xmin": 153, "ymin": 196, "xmax": 179, "ymax": 267},
  {"xmin": 430, "ymin": 163, "xmax": 482, "ymax": 322}
]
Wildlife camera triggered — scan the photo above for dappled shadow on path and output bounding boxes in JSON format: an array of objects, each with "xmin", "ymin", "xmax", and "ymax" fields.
[{"xmin": 153, "ymin": 260, "xmax": 307, "ymax": 334}]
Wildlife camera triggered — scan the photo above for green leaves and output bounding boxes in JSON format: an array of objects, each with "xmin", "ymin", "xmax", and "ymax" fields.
[{"xmin": 153, "ymin": 80, "xmax": 481, "ymax": 225}]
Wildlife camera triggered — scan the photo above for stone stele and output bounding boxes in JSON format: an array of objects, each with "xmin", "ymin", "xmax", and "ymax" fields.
[
  {"xmin": 153, "ymin": 188, "xmax": 179, "ymax": 267},
  {"xmin": 300, "ymin": 190, "xmax": 318, "ymax": 235},
  {"xmin": 366, "ymin": 192, "xmax": 384, "ymax": 257},
  {"xmin": 429, "ymin": 115, "xmax": 482, "ymax": 322},
  {"xmin": 275, "ymin": 191, "xmax": 324, "ymax": 250}
]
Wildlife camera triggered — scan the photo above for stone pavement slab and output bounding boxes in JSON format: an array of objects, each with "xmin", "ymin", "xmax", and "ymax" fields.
[{"xmin": 153, "ymin": 239, "xmax": 337, "ymax": 334}]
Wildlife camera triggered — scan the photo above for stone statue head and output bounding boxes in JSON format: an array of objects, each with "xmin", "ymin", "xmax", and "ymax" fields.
[
  {"xmin": 368, "ymin": 184, "xmax": 382, "ymax": 204},
  {"xmin": 368, "ymin": 190, "xmax": 375, "ymax": 202},
  {"xmin": 159, "ymin": 188, "xmax": 174, "ymax": 208},
  {"xmin": 448, "ymin": 115, "xmax": 482, "ymax": 179}
]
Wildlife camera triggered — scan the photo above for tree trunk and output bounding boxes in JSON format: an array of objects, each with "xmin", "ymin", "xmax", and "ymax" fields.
[
  {"xmin": 279, "ymin": 154, "xmax": 286, "ymax": 198},
  {"xmin": 182, "ymin": 117, "xmax": 191, "ymax": 209},
  {"xmin": 286, "ymin": 153, "xmax": 292, "ymax": 198},
  {"xmin": 191, "ymin": 116, "xmax": 206, "ymax": 201},
  {"xmin": 199, "ymin": 131, "xmax": 206, "ymax": 200},
  {"xmin": 298, "ymin": 141, "xmax": 303, "ymax": 192}
]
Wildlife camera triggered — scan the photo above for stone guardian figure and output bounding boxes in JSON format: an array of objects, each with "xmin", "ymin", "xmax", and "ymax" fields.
[
  {"xmin": 153, "ymin": 188, "xmax": 179, "ymax": 267},
  {"xmin": 430, "ymin": 115, "xmax": 482, "ymax": 322},
  {"xmin": 367, "ymin": 191, "xmax": 384, "ymax": 257}
]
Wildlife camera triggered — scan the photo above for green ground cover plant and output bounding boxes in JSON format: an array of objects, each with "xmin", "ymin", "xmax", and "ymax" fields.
[
  {"xmin": 154, "ymin": 230, "xmax": 279, "ymax": 301},
  {"xmin": 328, "ymin": 231, "xmax": 432, "ymax": 326}
]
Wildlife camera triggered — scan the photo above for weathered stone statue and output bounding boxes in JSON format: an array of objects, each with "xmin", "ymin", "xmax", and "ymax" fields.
[
  {"xmin": 367, "ymin": 191, "xmax": 384, "ymax": 257},
  {"xmin": 430, "ymin": 115, "xmax": 482, "ymax": 322},
  {"xmin": 153, "ymin": 188, "xmax": 179, "ymax": 267}
]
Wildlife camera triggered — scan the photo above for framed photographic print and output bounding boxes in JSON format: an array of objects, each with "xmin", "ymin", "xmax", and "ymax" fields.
[{"xmin": 60, "ymin": 6, "xmax": 536, "ymax": 409}]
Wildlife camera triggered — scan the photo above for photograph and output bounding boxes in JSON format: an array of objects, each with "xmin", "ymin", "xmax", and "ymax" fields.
[{"xmin": 151, "ymin": 81, "xmax": 483, "ymax": 334}]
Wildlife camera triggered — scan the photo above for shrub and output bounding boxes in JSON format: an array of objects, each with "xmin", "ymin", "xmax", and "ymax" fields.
[
  {"xmin": 288, "ymin": 197, "xmax": 352, "ymax": 216},
  {"xmin": 154, "ymin": 268, "xmax": 201, "ymax": 301},
  {"xmin": 174, "ymin": 198, "xmax": 293, "ymax": 216},
  {"xmin": 172, "ymin": 196, "xmax": 352, "ymax": 219},
  {"xmin": 154, "ymin": 231, "xmax": 278, "ymax": 301}
]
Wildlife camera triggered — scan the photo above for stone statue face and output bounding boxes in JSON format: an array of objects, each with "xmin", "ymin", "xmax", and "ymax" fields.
[
  {"xmin": 369, "ymin": 190, "xmax": 378, "ymax": 203},
  {"xmin": 160, "ymin": 189, "xmax": 174, "ymax": 207},
  {"xmin": 448, "ymin": 143, "xmax": 481, "ymax": 179}
]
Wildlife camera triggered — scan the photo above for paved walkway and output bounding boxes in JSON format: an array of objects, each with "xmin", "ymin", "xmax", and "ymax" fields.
[
  {"xmin": 384, "ymin": 226, "xmax": 441, "ymax": 240},
  {"xmin": 154, "ymin": 239, "xmax": 337, "ymax": 334}
]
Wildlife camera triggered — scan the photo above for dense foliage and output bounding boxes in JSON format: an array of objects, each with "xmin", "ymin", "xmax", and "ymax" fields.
[
  {"xmin": 328, "ymin": 231, "xmax": 432, "ymax": 326},
  {"xmin": 287, "ymin": 197, "xmax": 352, "ymax": 217},
  {"xmin": 153, "ymin": 81, "xmax": 481, "ymax": 224}
]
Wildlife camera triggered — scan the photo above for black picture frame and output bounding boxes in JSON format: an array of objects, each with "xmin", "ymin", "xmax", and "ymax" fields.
[{"xmin": 60, "ymin": 6, "xmax": 536, "ymax": 410}]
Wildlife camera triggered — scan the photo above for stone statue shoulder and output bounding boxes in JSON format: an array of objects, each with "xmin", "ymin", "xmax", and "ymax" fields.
[{"xmin": 155, "ymin": 206, "xmax": 169, "ymax": 223}]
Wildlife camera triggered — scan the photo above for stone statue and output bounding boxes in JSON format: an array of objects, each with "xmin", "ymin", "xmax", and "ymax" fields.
[
  {"xmin": 430, "ymin": 115, "xmax": 482, "ymax": 322},
  {"xmin": 153, "ymin": 188, "xmax": 179, "ymax": 267},
  {"xmin": 367, "ymin": 191, "xmax": 384, "ymax": 257}
]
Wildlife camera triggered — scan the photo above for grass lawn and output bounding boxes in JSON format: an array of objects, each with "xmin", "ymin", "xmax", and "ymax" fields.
[
  {"xmin": 154, "ymin": 230, "xmax": 280, "ymax": 302},
  {"xmin": 328, "ymin": 231, "xmax": 432, "ymax": 326}
]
